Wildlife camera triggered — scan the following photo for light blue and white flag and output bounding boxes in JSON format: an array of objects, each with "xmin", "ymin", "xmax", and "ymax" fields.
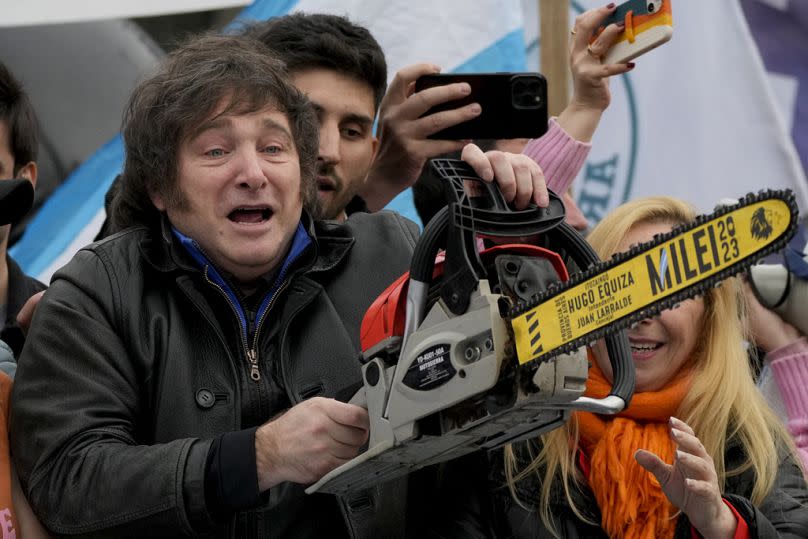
[{"xmin": 11, "ymin": 0, "xmax": 808, "ymax": 283}]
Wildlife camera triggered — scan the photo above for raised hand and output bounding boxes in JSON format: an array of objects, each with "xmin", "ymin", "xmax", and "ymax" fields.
[
  {"xmin": 559, "ymin": 4, "xmax": 635, "ymax": 142},
  {"xmin": 361, "ymin": 63, "xmax": 481, "ymax": 211},
  {"xmin": 635, "ymin": 417, "xmax": 737, "ymax": 539}
]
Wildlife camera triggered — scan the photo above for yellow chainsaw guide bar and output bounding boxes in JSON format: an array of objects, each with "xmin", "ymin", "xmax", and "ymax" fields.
[{"xmin": 510, "ymin": 191, "xmax": 798, "ymax": 365}]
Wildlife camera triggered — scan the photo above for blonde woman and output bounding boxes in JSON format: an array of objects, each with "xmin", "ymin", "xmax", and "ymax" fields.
[{"xmin": 490, "ymin": 197, "xmax": 808, "ymax": 538}]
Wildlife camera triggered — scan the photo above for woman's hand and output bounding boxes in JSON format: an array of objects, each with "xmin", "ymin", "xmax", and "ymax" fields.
[
  {"xmin": 635, "ymin": 417, "xmax": 737, "ymax": 539},
  {"xmin": 558, "ymin": 3, "xmax": 635, "ymax": 142},
  {"xmin": 569, "ymin": 3, "xmax": 635, "ymax": 111}
]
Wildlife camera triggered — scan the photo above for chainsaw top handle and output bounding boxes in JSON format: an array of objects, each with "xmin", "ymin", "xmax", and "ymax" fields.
[
  {"xmin": 430, "ymin": 158, "xmax": 567, "ymax": 240},
  {"xmin": 405, "ymin": 158, "xmax": 634, "ymax": 412},
  {"xmin": 415, "ymin": 159, "xmax": 566, "ymax": 315}
]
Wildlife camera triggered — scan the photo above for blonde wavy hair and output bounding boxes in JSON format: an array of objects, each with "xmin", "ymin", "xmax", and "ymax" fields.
[{"xmin": 505, "ymin": 196, "xmax": 799, "ymax": 535}]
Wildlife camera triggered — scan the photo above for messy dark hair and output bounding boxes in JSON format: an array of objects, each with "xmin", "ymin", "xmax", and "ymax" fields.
[
  {"xmin": 242, "ymin": 13, "xmax": 388, "ymax": 111},
  {"xmin": 0, "ymin": 61, "xmax": 39, "ymax": 176},
  {"xmin": 112, "ymin": 34, "xmax": 319, "ymax": 231}
]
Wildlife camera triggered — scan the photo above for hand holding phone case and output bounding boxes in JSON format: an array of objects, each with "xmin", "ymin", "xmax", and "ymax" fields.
[{"xmin": 599, "ymin": 0, "xmax": 673, "ymax": 64}]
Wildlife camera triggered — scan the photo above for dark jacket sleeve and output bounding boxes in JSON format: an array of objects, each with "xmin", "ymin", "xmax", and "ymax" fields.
[
  {"xmin": 724, "ymin": 450, "xmax": 808, "ymax": 538},
  {"xmin": 421, "ymin": 453, "xmax": 496, "ymax": 539},
  {"xmin": 10, "ymin": 248, "xmax": 214, "ymax": 536}
]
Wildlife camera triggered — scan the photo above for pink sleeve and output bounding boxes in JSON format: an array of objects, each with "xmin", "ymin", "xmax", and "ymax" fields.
[
  {"xmin": 768, "ymin": 337, "xmax": 808, "ymax": 469},
  {"xmin": 521, "ymin": 117, "xmax": 591, "ymax": 194}
]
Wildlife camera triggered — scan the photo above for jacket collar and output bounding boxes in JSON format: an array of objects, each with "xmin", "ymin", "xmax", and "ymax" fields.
[{"xmin": 171, "ymin": 221, "xmax": 311, "ymax": 287}]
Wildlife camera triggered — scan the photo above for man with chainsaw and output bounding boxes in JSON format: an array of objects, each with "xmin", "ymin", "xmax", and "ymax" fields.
[{"xmin": 9, "ymin": 34, "xmax": 552, "ymax": 537}]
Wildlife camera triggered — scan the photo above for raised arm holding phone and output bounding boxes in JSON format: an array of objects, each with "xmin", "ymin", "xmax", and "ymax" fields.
[{"xmin": 362, "ymin": 3, "xmax": 637, "ymax": 213}]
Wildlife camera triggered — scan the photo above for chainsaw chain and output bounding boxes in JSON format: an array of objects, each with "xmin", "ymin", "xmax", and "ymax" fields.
[{"xmin": 507, "ymin": 190, "xmax": 799, "ymax": 364}]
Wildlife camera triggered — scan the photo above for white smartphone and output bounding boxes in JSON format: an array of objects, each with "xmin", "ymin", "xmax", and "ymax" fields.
[{"xmin": 600, "ymin": 0, "xmax": 673, "ymax": 64}]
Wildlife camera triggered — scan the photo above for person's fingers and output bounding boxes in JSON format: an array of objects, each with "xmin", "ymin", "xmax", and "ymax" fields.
[
  {"xmin": 589, "ymin": 20, "xmax": 625, "ymax": 57},
  {"xmin": 675, "ymin": 450, "xmax": 716, "ymax": 482},
  {"xmin": 328, "ymin": 423, "xmax": 370, "ymax": 448},
  {"xmin": 327, "ymin": 439, "xmax": 364, "ymax": 461},
  {"xmin": 461, "ymin": 143, "xmax": 493, "ymax": 182},
  {"xmin": 385, "ymin": 63, "xmax": 441, "ymax": 103},
  {"xmin": 508, "ymin": 157, "xmax": 533, "ymax": 209},
  {"xmin": 599, "ymin": 62, "xmax": 635, "ymax": 77},
  {"xmin": 634, "ymin": 449, "xmax": 673, "ymax": 486},
  {"xmin": 670, "ymin": 427, "xmax": 712, "ymax": 462},
  {"xmin": 488, "ymin": 151, "xmax": 517, "ymax": 202},
  {"xmin": 409, "ymin": 102, "xmax": 481, "ymax": 139},
  {"xmin": 530, "ymin": 162, "xmax": 549, "ymax": 207},
  {"xmin": 320, "ymin": 399, "xmax": 370, "ymax": 430},
  {"xmin": 670, "ymin": 428, "xmax": 703, "ymax": 454},
  {"xmin": 400, "ymin": 82, "xmax": 474, "ymax": 120},
  {"xmin": 670, "ymin": 416, "xmax": 696, "ymax": 436},
  {"xmin": 572, "ymin": 3, "xmax": 618, "ymax": 49}
]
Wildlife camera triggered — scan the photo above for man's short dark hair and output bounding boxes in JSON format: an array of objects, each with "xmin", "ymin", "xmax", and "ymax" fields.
[
  {"xmin": 112, "ymin": 34, "xmax": 319, "ymax": 231},
  {"xmin": 0, "ymin": 61, "xmax": 39, "ymax": 176},
  {"xmin": 242, "ymin": 13, "xmax": 388, "ymax": 111}
]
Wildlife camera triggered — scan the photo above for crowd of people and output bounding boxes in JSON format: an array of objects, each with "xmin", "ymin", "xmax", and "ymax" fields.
[{"xmin": 0, "ymin": 3, "xmax": 807, "ymax": 537}]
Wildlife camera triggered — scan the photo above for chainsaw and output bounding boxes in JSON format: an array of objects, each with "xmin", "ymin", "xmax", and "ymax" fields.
[{"xmin": 307, "ymin": 159, "xmax": 798, "ymax": 495}]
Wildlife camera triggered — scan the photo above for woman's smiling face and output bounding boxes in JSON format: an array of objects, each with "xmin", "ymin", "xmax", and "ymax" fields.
[{"xmin": 594, "ymin": 220, "xmax": 705, "ymax": 392}]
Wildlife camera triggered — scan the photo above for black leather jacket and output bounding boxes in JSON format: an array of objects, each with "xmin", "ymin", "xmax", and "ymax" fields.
[
  {"xmin": 11, "ymin": 211, "xmax": 421, "ymax": 537},
  {"xmin": 475, "ymin": 439, "xmax": 808, "ymax": 538}
]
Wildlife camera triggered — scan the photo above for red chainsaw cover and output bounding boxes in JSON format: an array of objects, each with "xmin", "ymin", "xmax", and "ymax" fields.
[{"xmin": 360, "ymin": 244, "xmax": 570, "ymax": 353}]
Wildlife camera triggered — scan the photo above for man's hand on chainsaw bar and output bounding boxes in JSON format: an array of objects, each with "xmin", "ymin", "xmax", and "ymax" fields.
[
  {"xmin": 460, "ymin": 142, "xmax": 549, "ymax": 210},
  {"xmin": 254, "ymin": 397, "xmax": 370, "ymax": 490}
]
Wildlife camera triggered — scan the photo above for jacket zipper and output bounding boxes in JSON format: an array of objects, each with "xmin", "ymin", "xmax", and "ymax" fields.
[
  {"xmin": 204, "ymin": 266, "xmax": 254, "ymax": 379},
  {"xmin": 205, "ymin": 265, "xmax": 293, "ymax": 383},
  {"xmin": 184, "ymin": 223, "xmax": 310, "ymax": 386},
  {"xmin": 248, "ymin": 279, "xmax": 291, "ymax": 381}
]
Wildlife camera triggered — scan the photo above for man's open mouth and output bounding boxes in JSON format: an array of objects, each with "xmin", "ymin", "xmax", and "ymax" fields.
[
  {"xmin": 228, "ymin": 207, "xmax": 273, "ymax": 224},
  {"xmin": 317, "ymin": 177, "xmax": 336, "ymax": 192}
]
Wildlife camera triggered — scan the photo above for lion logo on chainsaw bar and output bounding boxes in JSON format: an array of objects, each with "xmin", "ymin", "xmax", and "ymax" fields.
[{"xmin": 750, "ymin": 207, "xmax": 773, "ymax": 240}]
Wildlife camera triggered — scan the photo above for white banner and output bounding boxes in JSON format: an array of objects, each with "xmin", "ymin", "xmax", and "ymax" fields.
[{"xmin": 523, "ymin": 0, "xmax": 808, "ymax": 222}]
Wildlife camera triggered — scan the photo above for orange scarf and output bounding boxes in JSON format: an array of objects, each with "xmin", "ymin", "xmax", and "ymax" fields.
[{"xmin": 575, "ymin": 358, "xmax": 692, "ymax": 539}]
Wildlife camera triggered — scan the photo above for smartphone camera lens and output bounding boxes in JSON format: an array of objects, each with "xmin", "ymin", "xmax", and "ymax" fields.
[{"xmin": 511, "ymin": 76, "xmax": 542, "ymax": 109}]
